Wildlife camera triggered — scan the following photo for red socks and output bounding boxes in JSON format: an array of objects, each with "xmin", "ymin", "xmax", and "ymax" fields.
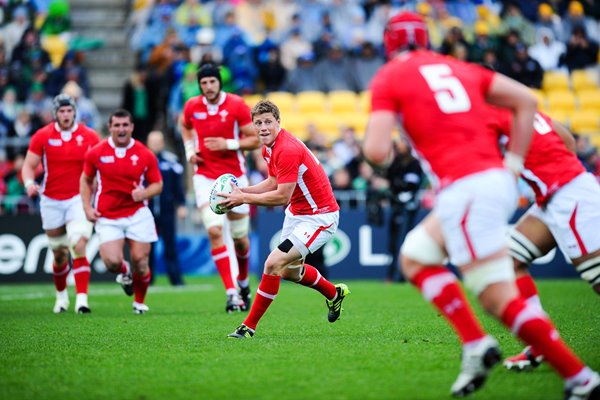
[
  {"xmin": 52, "ymin": 262, "xmax": 69, "ymax": 292},
  {"xmin": 72, "ymin": 257, "xmax": 91, "ymax": 294},
  {"xmin": 516, "ymin": 274, "xmax": 542, "ymax": 308},
  {"xmin": 236, "ymin": 247, "xmax": 249, "ymax": 282},
  {"xmin": 212, "ymin": 245, "xmax": 236, "ymax": 292},
  {"xmin": 501, "ymin": 297, "xmax": 585, "ymax": 379},
  {"xmin": 411, "ymin": 266, "xmax": 486, "ymax": 344},
  {"xmin": 133, "ymin": 269, "xmax": 152, "ymax": 304},
  {"xmin": 297, "ymin": 264, "xmax": 337, "ymax": 300},
  {"xmin": 243, "ymin": 274, "xmax": 280, "ymax": 330}
]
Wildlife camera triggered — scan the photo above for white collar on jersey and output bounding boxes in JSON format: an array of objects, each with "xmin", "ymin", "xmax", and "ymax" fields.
[
  {"xmin": 202, "ymin": 92, "xmax": 226, "ymax": 116},
  {"xmin": 108, "ymin": 136, "xmax": 135, "ymax": 158},
  {"xmin": 54, "ymin": 122, "xmax": 79, "ymax": 142}
]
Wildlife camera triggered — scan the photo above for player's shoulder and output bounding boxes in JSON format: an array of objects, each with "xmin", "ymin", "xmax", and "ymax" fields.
[
  {"xmin": 275, "ymin": 130, "xmax": 303, "ymax": 153},
  {"xmin": 32, "ymin": 122, "xmax": 55, "ymax": 138},
  {"xmin": 184, "ymin": 95, "xmax": 204, "ymax": 109}
]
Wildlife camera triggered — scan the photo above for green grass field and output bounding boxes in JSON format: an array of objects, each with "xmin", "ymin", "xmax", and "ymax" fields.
[{"xmin": 0, "ymin": 277, "xmax": 598, "ymax": 400}]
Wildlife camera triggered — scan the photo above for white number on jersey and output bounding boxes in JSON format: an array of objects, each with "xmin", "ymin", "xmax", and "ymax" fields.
[
  {"xmin": 419, "ymin": 64, "xmax": 472, "ymax": 114},
  {"xmin": 533, "ymin": 112, "xmax": 552, "ymax": 135}
]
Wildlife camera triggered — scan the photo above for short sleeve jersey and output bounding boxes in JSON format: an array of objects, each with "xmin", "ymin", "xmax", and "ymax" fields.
[
  {"xmin": 83, "ymin": 138, "xmax": 162, "ymax": 219},
  {"xmin": 27, "ymin": 123, "xmax": 100, "ymax": 200},
  {"xmin": 182, "ymin": 92, "xmax": 252, "ymax": 179},
  {"xmin": 262, "ymin": 129, "xmax": 339, "ymax": 216},
  {"xmin": 492, "ymin": 108, "xmax": 585, "ymax": 206},
  {"xmin": 370, "ymin": 49, "xmax": 503, "ymax": 189}
]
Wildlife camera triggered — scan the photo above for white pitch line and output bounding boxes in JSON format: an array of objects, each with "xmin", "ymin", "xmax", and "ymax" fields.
[{"xmin": 0, "ymin": 284, "xmax": 215, "ymax": 301}]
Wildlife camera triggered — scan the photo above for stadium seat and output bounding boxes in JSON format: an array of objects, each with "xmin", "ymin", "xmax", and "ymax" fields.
[
  {"xmin": 313, "ymin": 114, "xmax": 345, "ymax": 142},
  {"xmin": 577, "ymin": 89, "xmax": 600, "ymax": 112},
  {"xmin": 242, "ymin": 94, "xmax": 262, "ymax": 108},
  {"xmin": 281, "ymin": 112, "xmax": 310, "ymax": 140},
  {"xmin": 542, "ymin": 71, "xmax": 569, "ymax": 92},
  {"xmin": 336, "ymin": 112, "xmax": 369, "ymax": 138},
  {"xmin": 571, "ymin": 70, "xmax": 599, "ymax": 92},
  {"xmin": 588, "ymin": 134, "xmax": 600, "ymax": 149},
  {"xmin": 569, "ymin": 110, "xmax": 600, "ymax": 134},
  {"xmin": 547, "ymin": 110, "xmax": 569, "ymax": 126},
  {"xmin": 265, "ymin": 91, "xmax": 295, "ymax": 113},
  {"xmin": 328, "ymin": 91, "xmax": 358, "ymax": 113},
  {"xmin": 296, "ymin": 91, "xmax": 327, "ymax": 114},
  {"xmin": 530, "ymin": 89, "xmax": 547, "ymax": 110},
  {"xmin": 546, "ymin": 90, "xmax": 577, "ymax": 113},
  {"xmin": 358, "ymin": 91, "xmax": 371, "ymax": 113}
]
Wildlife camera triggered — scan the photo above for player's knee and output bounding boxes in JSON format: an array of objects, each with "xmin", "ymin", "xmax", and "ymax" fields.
[
  {"xmin": 66, "ymin": 219, "xmax": 93, "ymax": 259},
  {"xmin": 68, "ymin": 236, "xmax": 87, "ymax": 259},
  {"xmin": 400, "ymin": 225, "xmax": 445, "ymax": 275},
  {"xmin": 201, "ymin": 206, "xmax": 224, "ymax": 231},
  {"xmin": 509, "ymin": 229, "xmax": 542, "ymax": 267},
  {"xmin": 229, "ymin": 216, "xmax": 249, "ymax": 239},
  {"xmin": 103, "ymin": 258, "xmax": 123, "ymax": 273},
  {"xmin": 264, "ymin": 252, "xmax": 287, "ymax": 276},
  {"xmin": 53, "ymin": 247, "xmax": 69, "ymax": 265},
  {"xmin": 48, "ymin": 234, "xmax": 68, "ymax": 251},
  {"xmin": 575, "ymin": 255, "xmax": 600, "ymax": 292},
  {"xmin": 206, "ymin": 225, "xmax": 223, "ymax": 242},
  {"xmin": 462, "ymin": 256, "xmax": 515, "ymax": 296}
]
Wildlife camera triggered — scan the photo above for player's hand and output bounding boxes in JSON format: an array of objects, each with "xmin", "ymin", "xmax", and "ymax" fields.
[
  {"xmin": 218, "ymin": 184, "xmax": 244, "ymax": 209},
  {"xmin": 176, "ymin": 205, "xmax": 188, "ymax": 219},
  {"xmin": 84, "ymin": 206, "xmax": 101, "ymax": 222},
  {"xmin": 132, "ymin": 182, "xmax": 146, "ymax": 202},
  {"xmin": 25, "ymin": 182, "xmax": 40, "ymax": 198},
  {"xmin": 204, "ymin": 137, "xmax": 227, "ymax": 151},
  {"xmin": 188, "ymin": 152, "xmax": 204, "ymax": 165}
]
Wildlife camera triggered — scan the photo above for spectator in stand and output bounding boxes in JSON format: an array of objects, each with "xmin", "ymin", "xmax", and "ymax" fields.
[
  {"xmin": 3, "ymin": 152, "xmax": 28, "ymax": 214},
  {"xmin": 280, "ymin": 27, "xmax": 313, "ymax": 71},
  {"xmin": 468, "ymin": 21, "xmax": 498, "ymax": 63},
  {"xmin": 364, "ymin": 1, "xmax": 398, "ymax": 48},
  {"xmin": 122, "ymin": 64, "xmax": 156, "ymax": 144},
  {"xmin": 62, "ymin": 80, "xmax": 101, "ymax": 130},
  {"xmin": 332, "ymin": 126, "xmax": 361, "ymax": 168},
  {"xmin": 1, "ymin": 6, "xmax": 31, "ymax": 63},
  {"xmin": 315, "ymin": 42, "xmax": 358, "ymax": 93},
  {"xmin": 190, "ymin": 27, "xmax": 223, "ymax": 65},
  {"xmin": 9, "ymin": 28, "xmax": 52, "ymax": 102},
  {"xmin": 563, "ymin": 25, "xmax": 599, "ymax": 72},
  {"xmin": 281, "ymin": 52, "xmax": 320, "ymax": 94},
  {"xmin": 0, "ymin": 87, "xmax": 19, "ymax": 127},
  {"xmin": 137, "ymin": 0, "xmax": 177, "ymax": 61},
  {"xmin": 439, "ymin": 25, "xmax": 469, "ymax": 56},
  {"xmin": 497, "ymin": 28, "xmax": 522, "ymax": 69},
  {"xmin": 46, "ymin": 51, "xmax": 90, "ymax": 97},
  {"xmin": 415, "ymin": 2, "xmax": 444, "ymax": 50},
  {"xmin": 499, "ymin": 2, "xmax": 536, "ymax": 46},
  {"xmin": 9, "ymin": 108, "xmax": 38, "ymax": 157},
  {"xmin": 504, "ymin": 42, "xmax": 544, "ymax": 89},
  {"xmin": 529, "ymin": 28, "xmax": 566, "ymax": 72},
  {"xmin": 173, "ymin": 0, "xmax": 211, "ymax": 48},
  {"xmin": 223, "ymin": 32, "xmax": 258, "ymax": 94},
  {"xmin": 562, "ymin": 0, "xmax": 599, "ymax": 43},
  {"xmin": 257, "ymin": 47, "xmax": 286, "ymax": 94},
  {"xmin": 351, "ymin": 41, "xmax": 384, "ymax": 92},
  {"xmin": 40, "ymin": 0, "xmax": 71, "ymax": 36},
  {"xmin": 535, "ymin": 3, "xmax": 564, "ymax": 44},
  {"xmin": 25, "ymin": 81, "xmax": 53, "ymax": 117}
]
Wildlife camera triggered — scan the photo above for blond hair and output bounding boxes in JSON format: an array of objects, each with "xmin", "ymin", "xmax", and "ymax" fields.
[{"xmin": 251, "ymin": 100, "xmax": 280, "ymax": 121}]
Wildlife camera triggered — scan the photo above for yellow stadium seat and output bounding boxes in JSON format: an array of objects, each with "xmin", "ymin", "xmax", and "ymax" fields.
[
  {"xmin": 588, "ymin": 134, "xmax": 600, "ymax": 149},
  {"xmin": 328, "ymin": 91, "xmax": 358, "ymax": 113},
  {"xmin": 281, "ymin": 112, "xmax": 309, "ymax": 139},
  {"xmin": 546, "ymin": 110, "xmax": 569, "ymax": 126},
  {"xmin": 242, "ymin": 94, "xmax": 262, "ymax": 108},
  {"xmin": 571, "ymin": 70, "xmax": 599, "ymax": 92},
  {"xmin": 530, "ymin": 89, "xmax": 547, "ymax": 110},
  {"xmin": 335, "ymin": 112, "xmax": 369, "ymax": 138},
  {"xmin": 265, "ymin": 91, "xmax": 295, "ymax": 113},
  {"xmin": 577, "ymin": 90, "xmax": 600, "ymax": 112},
  {"xmin": 547, "ymin": 90, "xmax": 577, "ymax": 113},
  {"xmin": 569, "ymin": 110, "xmax": 600, "ymax": 134},
  {"xmin": 296, "ymin": 91, "xmax": 327, "ymax": 114},
  {"xmin": 358, "ymin": 91, "xmax": 371, "ymax": 113},
  {"xmin": 542, "ymin": 71, "xmax": 569, "ymax": 92}
]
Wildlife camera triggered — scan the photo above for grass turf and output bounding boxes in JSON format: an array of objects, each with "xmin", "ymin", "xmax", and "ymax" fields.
[{"xmin": 0, "ymin": 277, "xmax": 598, "ymax": 400}]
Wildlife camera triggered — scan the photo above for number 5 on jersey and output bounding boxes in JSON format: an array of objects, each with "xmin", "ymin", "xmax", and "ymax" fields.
[{"xmin": 419, "ymin": 64, "xmax": 472, "ymax": 114}]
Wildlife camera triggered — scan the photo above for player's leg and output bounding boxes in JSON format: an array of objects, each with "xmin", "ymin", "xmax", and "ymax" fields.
[
  {"xmin": 96, "ymin": 217, "xmax": 132, "ymax": 296},
  {"xmin": 40, "ymin": 197, "xmax": 71, "ymax": 313},
  {"xmin": 65, "ymin": 197, "xmax": 95, "ymax": 313},
  {"xmin": 228, "ymin": 210, "xmax": 251, "ymax": 310},
  {"xmin": 125, "ymin": 207, "xmax": 158, "ymax": 314},
  {"xmin": 504, "ymin": 211, "xmax": 556, "ymax": 371},
  {"xmin": 194, "ymin": 174, "xmax": 241, "ymax": 312}
]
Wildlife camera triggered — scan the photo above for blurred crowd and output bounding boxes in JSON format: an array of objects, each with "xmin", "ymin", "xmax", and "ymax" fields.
[{"xmin": 2, "ymin": 0, "xmax": 600, "ymax": 215}]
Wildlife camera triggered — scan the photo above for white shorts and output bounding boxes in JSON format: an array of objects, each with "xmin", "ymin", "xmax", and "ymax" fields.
[
  {"xmin": 40, "ymin": 194, "xmax": 92, "ymax": 235},
  {"xmin": 280, "ymin": 209, "xmax": 339, "ymax": 258},
  {"xmin": 192, "ymin": 173, "xmax": 250, "ymax": 214},
  {"xmin": 527, "ymin": 172, "xmax": 600, "ymax": 259},
  {"xmin": 95, "ymin": 206, "xmax": 158, "ymax": 244},
  {"xmin": 436, "ymin": 169, "xmax": 518, "ymax": 266}
]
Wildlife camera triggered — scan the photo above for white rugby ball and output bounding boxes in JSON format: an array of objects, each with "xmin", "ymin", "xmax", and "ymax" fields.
[{"xmin": 209, "ymin": 173, "xmax": 239, "ymax": 215}]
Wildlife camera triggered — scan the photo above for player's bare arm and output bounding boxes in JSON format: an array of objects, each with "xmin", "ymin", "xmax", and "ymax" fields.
[
  {"xmin": 240, "ymin": 175, "xmax": 278, "ymax": 195},
  {"xmin": 180, "ymin": 117, "xmax": 203, "ymax": 165},
  {"xmin": 486, "ymin": 73, "xmax": 537, "ymax": 175},
  {"xmin": 363, "ymin": 111, "xmax": 396, "ymax": 168},
  {"xmin": 21, "ymin": 151, "xmax": 42, "ymax": 197},
  {"xmin": 221, "ymin": 181, "xmax": 295, "ymax": 208},
  {"xmin": 80, "ymin": 172, "xmax": 101, "ymax": 222},
  {"xmin": 551, "ymin": 119, "xmax": 577, "ymax": 153},
  {"xmin": 132, "ymin": 181, "xmax": 163, "ymax": 202},
  {"xmin": 203, "ymin": 123, "xmax": 260, "ymax": 152}
]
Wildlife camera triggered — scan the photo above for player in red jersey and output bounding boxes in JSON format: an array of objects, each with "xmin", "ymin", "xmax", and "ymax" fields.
[
  {"xmin": 21, "ymin": 94, "xmax": 100, "ymax": 314},
  {"xmin": 363, "ymin": 12, "xmax": 599, "ymax": 399},
  {"xmin": 180, "ymin": 63, "xmax": 260, "ymax": 313},
  {"xmin": 220, "ymin": 100, "xmax": 349, "ymax": 339},
  {"xmin": 80, "ymin": 109, "xmax": 163, "ymax": 314},
  {"xmin": 488, "ymin": 109, "xmax": 600, "ymax": 374}
]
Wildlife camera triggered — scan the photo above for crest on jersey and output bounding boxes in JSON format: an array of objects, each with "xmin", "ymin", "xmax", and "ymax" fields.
[
  {"xmin": 219, "ymin": 110, "xmax": 228, "ymax": 122},
  {"xmin": 75, "ymin": 135, "xmax": 84, "ymax": 146},
  {"xmin": 130, "ymin": 154, "xmax": 139, "ymax": 166},
  {"xmin": 194, "ymin": 112, "xmax": 207, "ymax": 120}
]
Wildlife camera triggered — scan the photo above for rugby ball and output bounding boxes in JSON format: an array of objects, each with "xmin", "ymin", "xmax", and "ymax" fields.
[{"xmin": 209, "ymin": 173, "xmax": 239, "ymax": 215}]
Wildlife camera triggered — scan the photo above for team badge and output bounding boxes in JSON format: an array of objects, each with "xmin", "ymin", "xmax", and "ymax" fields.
[
  {"xmin": 131, "ymin": 154, "xmax": 139, "ymax": 166},
  {"xmin": 75, "ymin": 135, "xmax": 84, "ymax": 146}
]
